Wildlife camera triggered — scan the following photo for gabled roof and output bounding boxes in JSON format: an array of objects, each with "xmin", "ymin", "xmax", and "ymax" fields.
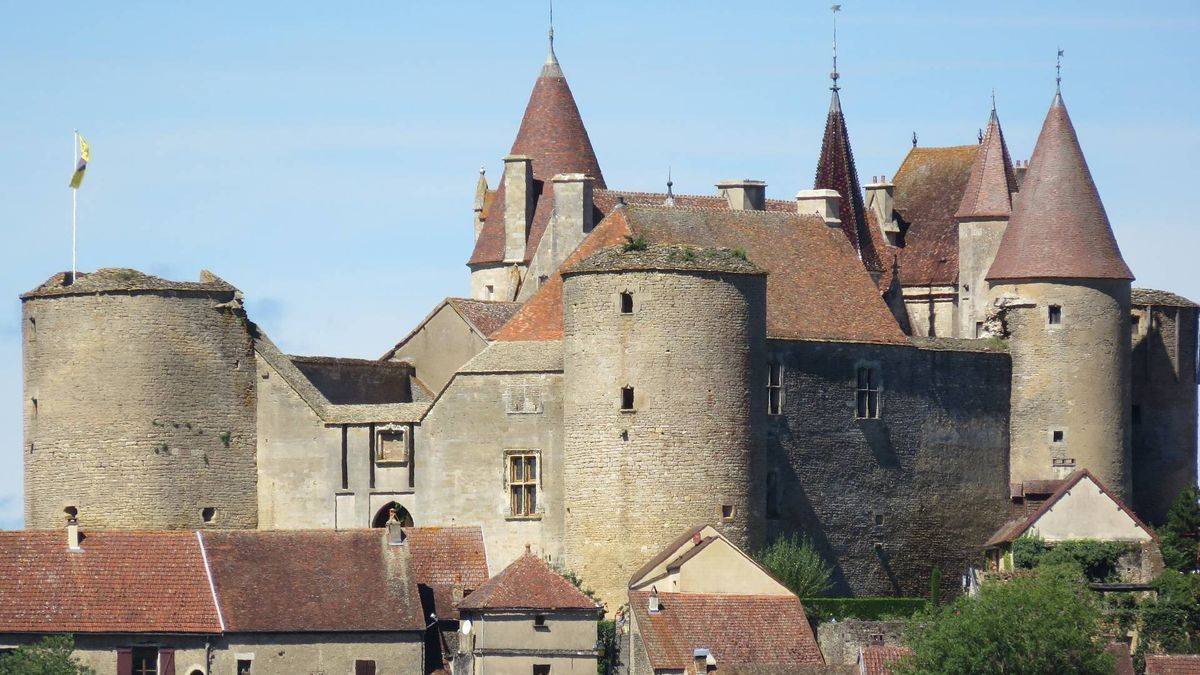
[
  {"xmin": 987, "ymin": 93, "xmax": 1133, "ymax": 282},
  {"xmin": 815, "ymin": 90, "xmax": 884, "ymax": 274},
  {"xmin": 629, "ymin": 525, "xmax": 718, "ymax": 589},
  {"xmin": 379, "ymin": 297, "xmax": 522, "ymax": 364},
  {"xmin": 892, "ymin": 145, "xmax": 977, "ymax": 286},
  {"xmin": 984, "ymin": 469, "xmax": 1155, "ymax": 548},
  {"xmin": 955, "ymin": 108, "xmax": 1018, "ymax": 220},
  {"xmin": 403, "ymin": 526, "xmax": 490, "ymax": 620},
  {"xmin": 200, "ymin": 530, "xmax": 425, "ymax": 633},
  {"xmin": 1145, "ymin": 654, "xmax": 1200, "ymax": 674},
  {"xmin": 458, "ymin": 550, "xmax": 599, "ymax": 613},
  {"xmin": 469, "ymin": 50, "xmax": 605, "ymax": 267},
  {"xmin": 629, "ymin": 592, "xmax": 824, "ymax": 670},
  {"xmin": 493, "ymin": 205, "xmax": 907, "ymax": 345},
  {"xmin": 0, "ymin": 531, "xmax": 221, "ymax": 634},
  {"xmin": 859, "ymin": 645, "xmax": 914, "ymax": 675}
]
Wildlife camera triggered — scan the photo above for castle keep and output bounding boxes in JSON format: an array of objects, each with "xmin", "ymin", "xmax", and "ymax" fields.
[{"xmin": 21, "ymin": 30, "xmax": 1197, "ymax": 610}]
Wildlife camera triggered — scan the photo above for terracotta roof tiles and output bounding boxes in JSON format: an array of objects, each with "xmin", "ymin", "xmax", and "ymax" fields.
[
  {"xmin": 458, "ymin": 550, "xmax": 600, "ymax": 612},
  {"xmin": 954, "ymin": 109, "xmax": 1018, "ymax": 220},
  {"xmin": 859, "ymin": 644, "xmax": 914, "ymax": 675},
  {"xmin": 404, "ymin": 526, "xmax": 489, "ymax": 620},
  {"xmin": 447, "ymin": 298, "xmax": 523, "ymax": 337},
  {"xmin": 892, "ymin": 145, "xmax": 977, "ymax": 286},
  {"xmin": 815, "ymin": 90, "xmax": 884, "ymax": 274},
  {"xmin": 1145, "ymin": 655, "xmax": 1200, "ymax": 674}
]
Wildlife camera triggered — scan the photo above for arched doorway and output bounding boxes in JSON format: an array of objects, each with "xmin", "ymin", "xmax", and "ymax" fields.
[{"xmin": 372, "ymin": 502, "xmax": 413, "ymax": 528}]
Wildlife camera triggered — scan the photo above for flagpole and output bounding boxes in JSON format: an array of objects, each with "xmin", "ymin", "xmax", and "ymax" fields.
[{"xmin": 71, "ymin": 129, "xmax": 78, "ymax": 282}]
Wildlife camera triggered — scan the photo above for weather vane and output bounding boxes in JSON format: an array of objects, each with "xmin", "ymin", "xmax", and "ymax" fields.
[
  {"xmin": 830, "ymin": 4, "xmax": 842, "ymax": 91},
  {"xmin": 1056, "ymin": 48, "xmax": 1064, "ymax": 92}
]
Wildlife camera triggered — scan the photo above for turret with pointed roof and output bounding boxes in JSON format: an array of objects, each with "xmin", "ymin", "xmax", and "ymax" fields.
[
  {"xmin": 814, "ymin": 88, "xmax": 884, "ymax": 275},
  {"xmin": 955, "ymin": 107, "xmax": 1018, "ymax": 221}
]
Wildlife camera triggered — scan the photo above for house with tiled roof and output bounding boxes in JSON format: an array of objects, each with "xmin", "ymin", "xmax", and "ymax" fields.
[
  {"xmin": 1145, "ymin": 654, "xmax": 1200, "ymax": 674},
  {"xmin": 627, "ymin": 525, "xmax": 824, "ymax": 674}
]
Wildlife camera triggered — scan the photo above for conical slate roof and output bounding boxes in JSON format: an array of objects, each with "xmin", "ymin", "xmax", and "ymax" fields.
[
  {"xmin": 987, "ymin": 93, "xmax": 1132, "ymax": 281},
  {"xmin": 955, "ymin": 108, "xmax": 1018, "ymax": 220},
  {"xmin": 814, "ymin": 89, "xmax": 884, "ymax": 273}
]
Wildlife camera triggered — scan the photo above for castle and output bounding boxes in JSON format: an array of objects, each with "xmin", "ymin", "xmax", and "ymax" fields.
[{"xmin": 20, "ymin": 30, "xmax": 1197, "ymax": 610}]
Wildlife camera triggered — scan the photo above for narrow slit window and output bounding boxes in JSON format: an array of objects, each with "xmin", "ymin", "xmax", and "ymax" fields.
[
  {"xmin": 621, "ymin": 386, "xmax": 635, "ymax": 410},
  {"xmin": 340, "ymin": 426, "xmax": 349, "ymax": 490},
  {"xmin": 620, "ymin": 292, "xmax": 634, "ymax": 314},
  {"xmin": 485, "ymin": 284, "xmax": 495, "ymax": 300},
  {"xmin": 1048, "ymin": 305, "xmax": 1062, "ymax": 325},
  {"xmin": 855, "ymin": 366, "xmax": 881, "ymax": 419},
  {"xmin": 767, "ymin": 363, "xmax": 784, "ymax": 415}
]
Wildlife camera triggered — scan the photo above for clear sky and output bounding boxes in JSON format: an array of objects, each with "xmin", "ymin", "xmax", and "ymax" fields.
[{"xmin": 1, "ymin": 1, "xmax": 1197, "ymax": 528}]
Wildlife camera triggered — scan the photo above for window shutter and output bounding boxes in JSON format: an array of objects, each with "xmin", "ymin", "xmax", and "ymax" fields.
[
  {"xmin": 117, "ymin": 649, "xmax": 133, "ymax": 675},
  {"xmin": 160, "ymin": 648, "xmax": 176, "ymax": 675}
]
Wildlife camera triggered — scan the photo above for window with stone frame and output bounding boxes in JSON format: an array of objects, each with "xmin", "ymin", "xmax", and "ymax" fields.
[
  {"xmin": 855, "ymin": 366, "xmax": 881, "ymax": 419},
  {"xmin": 767, "ymin": 363, "xmax": 784, "ymax": 415},
  {"xmin": 376, "ymin": 428, "xmax": 409, "ymax": 464},
  {"xmin": 506, "ymin": 451, "xmax": 540, "ymax": 517},
  {"xmin": 504, "ymin": 385, "xmax": 543, "ymax": 414}
]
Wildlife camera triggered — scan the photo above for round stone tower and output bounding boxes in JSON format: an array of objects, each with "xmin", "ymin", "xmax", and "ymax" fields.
[
  {"xmin": 22, "ymin": 269, "xmax": 258, "ymax": 530},
  {"xmin": 561, "ymin": 244, "xmax": 767, "ymax": 608},
  {"xmin": 986, "ymin": 92, "xmax": 1134, "ymax": 497}
]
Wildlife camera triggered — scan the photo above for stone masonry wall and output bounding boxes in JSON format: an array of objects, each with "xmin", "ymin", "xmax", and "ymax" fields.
[
  {"xmin": 23, "ymin": 291, "xmax": 257, "ymax": 530},
  {"xmin": 765, "ymin": 339, "xmax": 1011, "ymax": 597},
  {"xmin": 562, "ymin": 269, "xmax": 767, "ymax": 611},
  {"xmin": 957, "ymin": 219, "xmax": 1007, "ymax": 338}
]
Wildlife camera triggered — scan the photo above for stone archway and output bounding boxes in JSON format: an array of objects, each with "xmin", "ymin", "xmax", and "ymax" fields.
[{"xmin": 372, "ymin": 502, "xmax": 413, "ymax": 528}]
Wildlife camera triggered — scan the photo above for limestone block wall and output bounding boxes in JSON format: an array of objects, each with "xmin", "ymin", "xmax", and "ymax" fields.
[
  {"xmin": 900, "ymin": 285, "xmax": 957, "ymax": 338},
  {"xmin": 957, "ymin": 219, "xmax": 1007, "ymax": 337},
  {"xmin": 765, "ymin": 339, "xmax": 1011, "ymax": 597},
  {"xmin": 470, "ymin": 263, "xmax": 521, "ymax": 302},
  {"xmin": 562, "ymin": 269, "xmax": 767, "ymax": 610},
  {"xmin": 23, "ymin": 291, "xmax": 257, "ymax": 530},
  {"xmin": 1131, "ymin": 303, "xmax": 1198, "ymax": 523},
  {"xmin": 991, "ymin": 279, "xmax": 1131, "ymax": 496}
]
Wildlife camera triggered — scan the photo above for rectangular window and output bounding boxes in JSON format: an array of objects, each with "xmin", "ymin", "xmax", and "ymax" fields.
[
  {"xmin": 975, "ymin": 321, "xmax": 984, "ymax": 338},
  {"xmin": 621, "ymin": 386, "xmax": 635, "ymax": 411},
  {"xmin": 505, "ymin": 385, "xmax": 543, "ymax": 414},
  {"xmin": 368, "ymin": 423, "xmax": 376, "ymax": 489},
  {"xmin": 855, "ymin": 366, "xmax": 881, "ymax": 419},
  {"xmin": 534, "ymin": 614, "xmax": 547, "ymax": 628},
  {"xmin": 1052, "ymin": 429, "xmax": 1064, "ymax": 443},
  {"xmin": 237, "ymin": 659, "xmax": 252, "ymax": 675},
  {"xmin": 767, "ymin": 363, "xmax": 784, "ymax": 415},
  {"xmin": 131, "ymin": 648, "xmax": 158, "ymax": 675},
  {"xmin": 1048, "ymin": 305, "xmax": 1062, "ymax": 325},
  {"xmin": 507, "ymin": 453, "xmax": 539, "ymax": 517},
  {"xmin": 620, "ymin": 292, "xmax": 634, "ymax": 314},
  {"xmin": 533, "ymin": 666, "xmax": 551, "ymax": 675},
  {"xmin": 354, "ymin": 660, "xmax": 376, "ymax": 675},
  {"xmin": 485, "ymin": 284, "xmax": 495, "ymax": 300},
  {"xmin": 377, "ymin": 429, "xmax": 408, "ymax": 464}
]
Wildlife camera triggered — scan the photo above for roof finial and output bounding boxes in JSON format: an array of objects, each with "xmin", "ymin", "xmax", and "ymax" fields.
[
  {"xmin": 978, "ymin": 128, "xmax": 984, "ymax": 144},
  {"xmin": 912, "ymin": 131, "xmax": 918, "ymax": 148},
  {"xmin": 664, "ymin": 166, "xmax": 676, "ymax": 206},
  {"xmin": 991, "ymin": 88, "xmax": 996, "ymax": 113},
  {"xmin": 479, "ymin": 165, "xmax": 486, "ymax": 176},
  {"xmin": 546, "ymin": 0, "xmax": 558, "ymax": 65},
  {"xmin": 830, "ymin": 4, "xmax": 842, "ymax": 92},
  {"xmin": 1056, "ymin": 48, "xmax": 1064, "ymax": 94}
]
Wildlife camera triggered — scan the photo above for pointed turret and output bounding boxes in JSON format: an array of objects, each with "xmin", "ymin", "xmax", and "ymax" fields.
[
  {"xmin": 955, "ymin": 108, "xmax": 1018, "ymax": 220},
  {"xmin": 986, "ymin": 93, "xmax": 1132, "ymax": 281},
  {"xmin": 814, "ymin": 89, "xmax": 883, "ymax": 273}
]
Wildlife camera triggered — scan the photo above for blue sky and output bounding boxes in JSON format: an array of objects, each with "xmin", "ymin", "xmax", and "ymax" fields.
[{"xmin": 1, "ymin": 1, "xmax": 1197, "ymax": 528}]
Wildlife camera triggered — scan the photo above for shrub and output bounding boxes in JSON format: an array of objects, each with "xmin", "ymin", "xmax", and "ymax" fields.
[
  {"xmin": 1160, "ymin": 486, "xmax": 1200, "ymax": 572},
  {"xmin": 0, "ymin": 635, "xmax": 95, "ymax": 675},
  {"xmin": 597, "ymin": 618, "xmax": 617, "ymax": 675},
  {"xmin": 802, "ymin": 597, "xmax": 928, "ymax": 622},
  {"xmin": 894, "ymin": 567, "xmax": 1112, "ymax": 674},
  {"xmin": 1011, "ymin": 535, "xmax": 1132, "ymax": 582},
  {"xmin": 622, "ymin": 235, "xmax": 648, "ymax": 252},
  {"xmin": 755, "ymin": 533, "xmax": 833, "ymax": 598}
]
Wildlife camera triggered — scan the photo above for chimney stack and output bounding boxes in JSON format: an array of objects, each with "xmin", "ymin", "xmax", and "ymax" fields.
[
  {"xmin": 864, "ymin": 176, "xmax": 900, "ymax": 245},
  {"xmin": 795, "ymin": 189, "xmax": 843, "ymax": 228},
  {"xmin": 503, "ymin": 155, "xmax": 535, "ymax": 263},
  {"xmin": 648, "ymin": 587, "xmax": 661, "ymax": 613},
  {"xmin": 716, "ymin": 180, "xmax": 767, "ymax": 211},
  {"xmin": 66, "ymin": 509, "xmax": 81, "ymax": 551},
  {"xmin": 693, "ymin": 648, "xmax": 713, "ymax": 673},
  {"xmin": 386, "ymin": 521, "xmax": 406, "ymax": 546},
  {"xmin": 473, "ymin": 167, "xmax": 488, "ymax": 242}
]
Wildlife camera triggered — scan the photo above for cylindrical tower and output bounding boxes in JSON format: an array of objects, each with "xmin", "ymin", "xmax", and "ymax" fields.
[
  {"xmin": 22, "ymin": 269, "xmax": 258, "ymax": 530},
  {"xmin": 561, "ymin": 245, "xmax": 767, "ymax": 609}
]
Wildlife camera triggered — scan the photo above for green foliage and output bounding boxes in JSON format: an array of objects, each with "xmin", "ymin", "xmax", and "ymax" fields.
[
  {"xmin": 731, "ymin": 247, "xmax": 748, "ymax": 261},
  {"xmin": 0, "ymin": 635, "xmax": 95, "ymax": 675},
  {"xmin": 801, "ymin": 597, "xmax": 929, "ymax": 622},
  {"xmin": 755, "ymin": 533, "xmax": 833, "ymax": 598},
  {"xmin": 893, "ymin": 568, "xmax": 1112, "ymax": 675},
  {"xmin": 1010, "ymin": 534, "xmax": 1132, "ymax": 582},
  {"xmin": 622, "ymin": 234, "xmax": 648, "ymax": 252},
  {"xmin": 597, "ymin": 618, "xmax": 617, "ymax": 675},
  {"xmin": 1139, "ymin": 570, "xmax": 1200, "ymax": 657},
  {"xmin": 554, "ymin": 566, "xmax": 600, "ymax": 604},
  {"xmin": 219, "ymin": 431, "xmax": 232, "ymax": 448},
  {"xmin": 928, "ymin": 567, "xmax": 942, "ymax": 606},
  {"xmin": 1160, "ymin": 486, "xmax": 1200, "ymax": 572}
]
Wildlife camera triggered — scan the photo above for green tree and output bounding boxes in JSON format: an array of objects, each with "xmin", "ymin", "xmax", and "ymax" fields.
[
  {"xmin": 755, "ymin": 533, "xmax": 833, "ymax": 598},
  {"xmin": 893, "ymin": 566, "xmax": 1113, "ymax": 675},
  {"xmin": 0, "ymin": 635, "xmax": 95, "ymax": 675},
  {"xmin": 1160, "ymin": 486, "xmax": 1200, "ymax": 572}
]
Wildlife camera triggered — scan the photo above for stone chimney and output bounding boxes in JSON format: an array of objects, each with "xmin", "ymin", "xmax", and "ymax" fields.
[
  {"xmin": 864, "ymin": 176, "xmax": 900, "ymax": 245},
  {"xmin": 796, "ymin": 189, "xmax": 843, "ymax": 228},
  {"xmin": 693, "ymin": 648, "xmax": 713, "ymax": 673},
  {"xmin": 451, "ymin": 573, "xmax": 465, "ymax": 609},
  {"xmin": 648, "ymin": 587, "xmax": 661, "ymax": 613},
  {"xmin": 473, "ymin": 167, "xmax": 488, "ymax": 242},
  {"xmin": 386, "ymin": 521, "xmax": 406, "ymax": 546},
  {"xmin": 503, "ymin": 155, "xmax": 535, "ymax": 263},
  {"xmin": 547, "ymin": 173, "xmax": 595, "ymax": 271},
  {"xmin": 716, "ymin": 180, "xmax": 767, "ymax": 211},
  {"xmin": 66, "ymin": 512, "xmax": 81, "ymax": 552}
]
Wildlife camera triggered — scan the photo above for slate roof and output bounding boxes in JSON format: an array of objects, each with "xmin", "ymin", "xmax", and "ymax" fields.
[
  {"xmin": 629, "ymin": 592, "xmax": 824, "ymax": 670},
  {"xmin": 859, "ymin": 645, "xmax": 914, "ymax": 675},
  {"xmin": 469, "ymin": 51, "xmax": 605, "ymax": 267},
  {"xmin": 814, "ymin": 89, "xmax": 884, "ymax": 274},
  {"xmin": 404, "ymin": 526, "xmax": 490, "ymax": 620},
  {"xmin": 448, "ymin": 298, "xmax": 523, "ymax": 337},
  {"xmin": 0, "ymin": 531, "xmax": 221, "ymax": 634},
  {"xmin": 1132, "ymin": 288, "xmax": 1199, "ymax": 308},
  {"xmin": 564, "ymin": 245, "xmax": 765, "ymax": 276},
  {"xmin": 201, "ymin": 530, "xmax": 425, "ymax": 633},
  {"xmin": 493, "ymin": 205, "xmax": 906, "ymax": 345},
  {"xmin": 289, "ymin": 356, "xmax": 414, "ymax": 405},
  {"xmin": 892, "ymin": 145, "xmax": 977, "ymax": 286},
  {"xmin": 1145, "ymin": 654, "xmax": 1200, "ymax": 674},
  {"xmin": 955, "ymin": 109, "xmax": 1018, "ymax": 220},
  {"xmin": 987, "ymin": 93, "xmax": 1133, "ymax": 281},
  {"xmin": 458, "ymin": 550, "xmax": 600, "ymax": 613},
  {"xmin": 22, "ymin": 268, "xmax": 238, "ymax": 300}
]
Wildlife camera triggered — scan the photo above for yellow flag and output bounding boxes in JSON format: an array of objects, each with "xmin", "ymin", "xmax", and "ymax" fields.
[{"xmin": 69, "ymin": 135, "xmax": 90, "ymax": 189}]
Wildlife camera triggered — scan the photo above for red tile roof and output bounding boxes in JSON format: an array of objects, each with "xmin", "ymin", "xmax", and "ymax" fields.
[
  {"xmin": 493, "ymin": 205, "xmax": 907, "ymax": 345},
  {"xmin": 814, "ymin": 90, "xmax": 885, "ymax": 274},
  {"xmin": 469, "ymin": 55, "xmax": 605, "ymax": 266},
  {"xmin": 987, "ymin": 93, "xmax": 1133, "ymax": 282},
  {"xmin": 859, "ymin": 645, "xmax": 914, "ymax": 675},
  {"xmin": 459, "ymin": 550, "xmax": 600, "ymax": 612},
  {"xmin": 404, "ymin": 526, "xmax": 490, "ymax": 619},
  {"xmin": 1106, "ymin": 642, "xmax": 1136, "ymax": 675},
  {"xmin": 0, "ymin": 531, "xmax": 221, "ymax": 634},
  {"xmin": 1145, "ymin": 655, "xmax": 1200, "ymax": 674},
  {"xmin": 200, "ymin": 530, "xmax": 425, "ymax": 633},
  {"xmin": 629, "ymin": 592, "xmax": 824, "ymax": 670},
  {"xmin": 892, "ymin": 145, "xmax": 977, "ymax": 286},
  {"xmin": 955, "ymin": 109, "xmax": 1018, "ymax": 220},
  {"xmin": 447, "ymin": 298, "xmax": 523, "ymax": 338}
]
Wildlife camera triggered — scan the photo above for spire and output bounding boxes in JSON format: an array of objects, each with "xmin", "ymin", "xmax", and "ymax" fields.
[
  {"xmin": 955, "ymin": 100, "xmax": 1018, "ymax": 220},
  {"xmin": 830, "ymin": 4, "xmax": 842, "ymax": 92},
  {"xmin": 663, "ymin": 167, "xmax": 676, "ymax": 207},
  {"xmin": 545, "ymin": 0, "xmax": 559, "ymax": 72},
  {"xmin": 986, "ymin": 92, "xmax": 1132, "ymax": 281},
  {"xmin": 1056, "ymin": 48, "xmax": 1064, "ymax": 95}
]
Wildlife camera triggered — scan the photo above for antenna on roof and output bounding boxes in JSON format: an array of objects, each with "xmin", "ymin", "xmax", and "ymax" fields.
[
  {"xmin": 1056, "ymin": 48, "xmax": 1064, "ymax": 93},
  {"xmin": 830, "ymin": 4, "xmax": 842, "ymax": 92},
  {"xmin": 912, "ymin": 131, "xmax": 918, "ymax": 148},
  {"xmin": 664, "ymin": 166, "xmax": 676, "ymax": 207}
]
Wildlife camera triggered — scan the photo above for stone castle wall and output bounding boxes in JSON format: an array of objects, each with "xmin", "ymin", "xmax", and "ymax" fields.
[
  {"xmin": 23, "ymin": 290, "xmax": 258, "ymax": 530},
  {"xmin": 562, "ymin": 268, "xmax": 767, "ymax": 609},
  {"xmin": 991, "ymin": 279, "xmax": 1131, "ymax": 496}
]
